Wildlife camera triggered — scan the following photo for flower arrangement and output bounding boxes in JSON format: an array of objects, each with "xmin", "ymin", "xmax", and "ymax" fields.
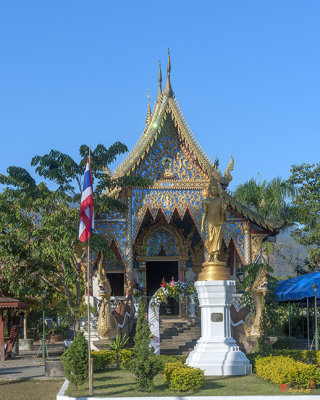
[
  {"xmin": 133, "ymin": 288, "xmax": 142, "ymax": 298},
  {"xmin": 150, "ymin": 277, "xmax": 197, "ymax": 310}
]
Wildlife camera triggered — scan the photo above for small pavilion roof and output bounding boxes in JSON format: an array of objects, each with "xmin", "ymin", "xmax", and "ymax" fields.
[{"xmin": 0, "ymin": 296, "xmax": 29, "ymax": 310}]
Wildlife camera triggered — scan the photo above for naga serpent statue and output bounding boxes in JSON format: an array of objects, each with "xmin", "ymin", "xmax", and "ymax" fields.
[
  {"xmin": 243, "ymin": 266, "xmax": 268, "ymax": 336},
  {"xmin": 97, "ymin": 252, "xmax": 116, "ymax": 338}
]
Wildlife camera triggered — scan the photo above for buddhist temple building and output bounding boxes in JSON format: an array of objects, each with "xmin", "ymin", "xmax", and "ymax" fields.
[{"xmin": 95, "ymin": 50, "xmax": 279, "ymax": 310}]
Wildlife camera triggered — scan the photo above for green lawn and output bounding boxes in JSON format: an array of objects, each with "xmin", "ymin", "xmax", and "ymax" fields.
[
  {"xmin": 0, "ymin": 380, "xmax": 64, "ymax": 400},
  {"xmin": 66, "ymin": 369, "xmax": 320, "ymax": 397}
]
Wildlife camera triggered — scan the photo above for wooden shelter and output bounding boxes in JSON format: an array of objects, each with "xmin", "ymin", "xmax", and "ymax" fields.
[{"xmin": 0, "ymin": 295, "xmax": 29, "ymax": 361}]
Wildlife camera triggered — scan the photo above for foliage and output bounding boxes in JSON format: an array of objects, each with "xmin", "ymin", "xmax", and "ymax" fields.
[
  {"xmin": 240, "ymin": 263, "xmax": 277, "ymax": 311},
  {"xmin": 163, "ymin": 362, "xmax": 185, "ymax": 385},
  {"xmin": 150, "ymin": 354, "xmax": 187, "ymax": 373},
  {"xmin": 163, "ymin": 362, "xmax": 204, "ymax": 393},
  {"xmin": 256, "ymin": 306, "xmax": 272, "ymax": 355},
  {"xmin": 247, "ymin": 349, "xmax": 320, "ymax": 371},
  {"xmin": 105, "ymin": 334, "xmax": 130, "ymax": 368},
  {"xmin": 271, "ymin": 350, "xmax": 320, "ymax": 365},
  {"xmin": 91, "ymin": 349, "xmax": 133, "ymax": 371},
  {"xmin": 49, "ymin": 321, "xmax": 69, "ymax": 337},
  {"xmin": 130, "ymin": 298, "xmax": 160, "ymax": 391},
  {"xmin": 255, "ymin": 355, "xmax": 320, "ymax": 388},
  {"xmin": 61, "ymin": 331, "xmax": 88, "ymax": 389},
  {"xmin": 0, "ymin": 144, "xmax": 151, "ymax": 328},
  {"xmin": 272, "ymin": 336, "xmax": 296, "ymax": 350},
  {"xmin": 234, "ymin": 177, "xmax": 295, "ymax": 224},
  {"xmin": 288, "ymin": 163, "xmax": 320, "ymax": 271}
]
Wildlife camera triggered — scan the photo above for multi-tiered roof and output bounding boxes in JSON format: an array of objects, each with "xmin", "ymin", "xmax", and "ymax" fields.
[{"xmin": 111, "ymin": 50, "xmax": 279, "ymax": 233}]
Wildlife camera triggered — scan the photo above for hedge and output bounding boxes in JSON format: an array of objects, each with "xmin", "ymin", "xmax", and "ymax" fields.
[
  {"xmin": 256, "ymin": 355, "xmax": 320, "ymax": 388},
  {"xmin": 249, "ymin": 349, "xmax": 320, "ymax": 371},
  {"xmin": 91, "ymin": 349, "xmax": 132, "ymax": 371},
  {"xmin": 164, "ymin": 362, "xmax": 204, "ymax": 393}
]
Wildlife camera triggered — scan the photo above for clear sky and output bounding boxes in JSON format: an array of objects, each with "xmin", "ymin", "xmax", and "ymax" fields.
[{"xmin": 1, "ymin": 1, "xmax": 319, "ymax": 191}]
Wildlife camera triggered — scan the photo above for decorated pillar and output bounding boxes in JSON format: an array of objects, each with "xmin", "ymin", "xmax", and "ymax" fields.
[
  {"xmin": 178, "ymin": 260, "xmax": 187, "ymax": 281},
  {"xmin": 125, "ymin": 189, "xmax": 133, "ymax": 294},
  {"xmin": 243, "ymin": 221, "xmax": 252, "ymax": 265},
  {"xmin": 137, "ymin": 261, "xmax": 147, "ymax": 297}
]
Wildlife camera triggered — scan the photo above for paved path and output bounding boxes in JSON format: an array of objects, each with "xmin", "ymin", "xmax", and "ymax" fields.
[{"xmin": 0, "ymin": 358, "xmax": 45, "ymax": 380}]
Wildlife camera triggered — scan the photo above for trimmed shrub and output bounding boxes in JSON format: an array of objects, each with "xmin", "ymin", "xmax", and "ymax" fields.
[
  {"xmin": 164, "ymin": 362, "xmax": 204, "ymax": 393},
  {"xmin": 249, "ymin": 349, "xmax": 320, "ymax": 371},
  {"xmin": 170, "ymin": 366, "xmax": 204, "ymax": 392},
  {"xmin": 163, "ymin": 362, "xmax": 185, "ymax": 385},
  {"xmin": 91, "ymin": 349, "xmax": 133, "ymax": 371},
  {"xmin": 91, "ymin": 350, "xmax": 116, "ymax": 371},
  {"xmin": 272, "ymin": 336, "xmax": 296, "ymax": 350},
  {"xmin": 150, "ymin": 355, "xmax": 187, "ymax": 373},
  {"xmin": 61, "ymin": 331, "xmax": 88, "ymax": 389},
  {"xmin": 119, "ymin": 349, "xmax": 133, "ymax": 369},
  {"xmin": 256, "ymin": 355, "xmax": 320, "ymax": 388}
]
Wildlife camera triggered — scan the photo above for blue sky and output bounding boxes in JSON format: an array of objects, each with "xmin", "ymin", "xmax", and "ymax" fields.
[{"xmin": 0, "ymin": 1, "xmax": 319, "ymax": 191}]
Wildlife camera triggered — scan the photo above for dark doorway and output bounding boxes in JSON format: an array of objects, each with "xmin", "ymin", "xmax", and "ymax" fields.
[
  {"xmin": 146, "ymin": 261, "xmax": 179, "ymax": 315},
  {"xmin": 107, "ymin": 273, "xmax": 124, "ymax": 296}
]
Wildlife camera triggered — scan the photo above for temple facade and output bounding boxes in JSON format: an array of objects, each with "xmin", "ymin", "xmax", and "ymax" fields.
[{"xmin": 95, "ymin": 52, "xmax": 278, "ymax": 305}]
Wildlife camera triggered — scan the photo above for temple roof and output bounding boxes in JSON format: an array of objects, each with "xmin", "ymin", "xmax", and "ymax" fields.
[
  {"xmin": 110, "ymin": 51, "xmax": 280, "ymax": 234},
  {"xmin": 112, "ymin": 51, "xmax": 231, "ymax": 186}
]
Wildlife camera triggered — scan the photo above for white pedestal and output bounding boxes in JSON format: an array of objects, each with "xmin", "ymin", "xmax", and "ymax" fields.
[{"xmin": 186, "ymin": 280, "xmax": 251, "ymax": 376}]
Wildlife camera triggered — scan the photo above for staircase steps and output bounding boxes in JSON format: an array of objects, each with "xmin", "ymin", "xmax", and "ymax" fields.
[{"xmin": 160, "ymin": 318, "xmax": 201, "ymax": 356}]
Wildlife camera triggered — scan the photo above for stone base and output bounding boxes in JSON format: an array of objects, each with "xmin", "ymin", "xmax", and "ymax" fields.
[
  {"xmin": 45, "ymin": 359, "xmax": 65, "ymax": 377},
  {"xmin": 79, "ymin": 316, "xmax": 100, "ymax": 350},
  {"xmin": 19, "ymin": 339, "xmax": 34, "ymax": 351},
  {"xmin": 186, "ymin": 280, "xmax": 251, "ymax": 376},
  {"xmin": 186, "ymin": 338, "xmax": 251, "ymax": 376}
]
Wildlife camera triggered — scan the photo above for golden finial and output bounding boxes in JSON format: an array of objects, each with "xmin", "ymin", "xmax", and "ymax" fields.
[
  {"xmin": 156, "ymin": 61, "xmax": 162, "ymax": 103},
  {"xmin": 164, "ymin": 48, "xmax": 173, "ymax": 97},
  {"xmin": 145, "ymin": 89, "xmax": 152, "ymax": 126}
]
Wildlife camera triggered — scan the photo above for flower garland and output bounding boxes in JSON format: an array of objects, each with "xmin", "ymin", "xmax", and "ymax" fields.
[{"xmin": 150, "ymin": 277, "xmax": 197, "ymax": 309}]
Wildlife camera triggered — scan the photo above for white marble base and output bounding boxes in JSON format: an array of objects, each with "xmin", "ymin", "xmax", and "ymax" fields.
[
  {"xmin": 186, "ymin": 280, "xmax": 251, "ymax": 376},
  {"xmin": 79, "ymin": 316, "xmax": 100, "ymax": 351}
]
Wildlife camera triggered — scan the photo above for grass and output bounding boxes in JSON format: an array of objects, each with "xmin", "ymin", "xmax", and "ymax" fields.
[
  {"xmin": 66, "ymin": 369, "xmax": 320, "ymax": 397},
  {"xmin": 0, "ymin": 379, "xmax": 64, "ymax": 400}
]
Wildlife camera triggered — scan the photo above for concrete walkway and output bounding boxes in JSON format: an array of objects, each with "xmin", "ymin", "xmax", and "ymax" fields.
[
  {"xmin": 0, "ymin": 341, "xmax": 65, "ymax": 380},
  {"xmin": 0, "ymin": 358, "xmax": 45, "ymax": 380}
]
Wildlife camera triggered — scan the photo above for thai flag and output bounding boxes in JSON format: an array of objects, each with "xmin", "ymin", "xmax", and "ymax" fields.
[{"xmin": 79, "ymin": 157, "xmax": 94, "ymax": 242}]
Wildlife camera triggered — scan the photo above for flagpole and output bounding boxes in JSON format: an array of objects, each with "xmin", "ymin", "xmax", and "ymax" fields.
[{"xmin": 87, "ymin": 147, "xmax": 93, "ymax": 396}]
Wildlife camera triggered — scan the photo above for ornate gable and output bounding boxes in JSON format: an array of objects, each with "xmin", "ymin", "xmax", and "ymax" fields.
[{"xmin": 133, "ymin": 112, "xmax": 209, "ymax": 182}]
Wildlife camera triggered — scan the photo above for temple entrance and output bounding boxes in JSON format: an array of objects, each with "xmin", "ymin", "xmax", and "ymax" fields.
[{"xmin": 146, "ymin": 261, "xmax": 179, "ymax": 315}]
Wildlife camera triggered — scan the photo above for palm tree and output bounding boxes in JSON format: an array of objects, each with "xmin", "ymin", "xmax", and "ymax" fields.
[
  {"xmin": 234, "ymin": 177, "xmax": 296, "ymax": 265},
  {"xmin": 234, "ymin": 177, "xmax": 296, "ymax": 225}
]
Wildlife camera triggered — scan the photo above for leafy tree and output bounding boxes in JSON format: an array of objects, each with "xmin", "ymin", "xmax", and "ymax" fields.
[
  {"xmin": 0, "ymin": 144, "xmax": 151, "ymax": 329},
  {"xmin": 288, "ymin": 162, "xmax": 320, "ymax": 271},
  {"xmin": 62, "ymin": 331, "xmax": 88, "ymax": 389},
  {"xmin": 130, "ymin": 299, "xmax": 160, "ymax": 391}
]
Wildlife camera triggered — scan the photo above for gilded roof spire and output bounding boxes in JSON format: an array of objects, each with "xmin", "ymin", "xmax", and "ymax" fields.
[
  {"xmin": 163, "ymin": 48, "xmax": 173, "ymax": 98},
  {"xmin": 156, "ymin": 61, "xmax": 162, "ymax": 103},
  {"xmin": 145, "ymin": 89, "xmax": 152, "ymax": 126}
]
